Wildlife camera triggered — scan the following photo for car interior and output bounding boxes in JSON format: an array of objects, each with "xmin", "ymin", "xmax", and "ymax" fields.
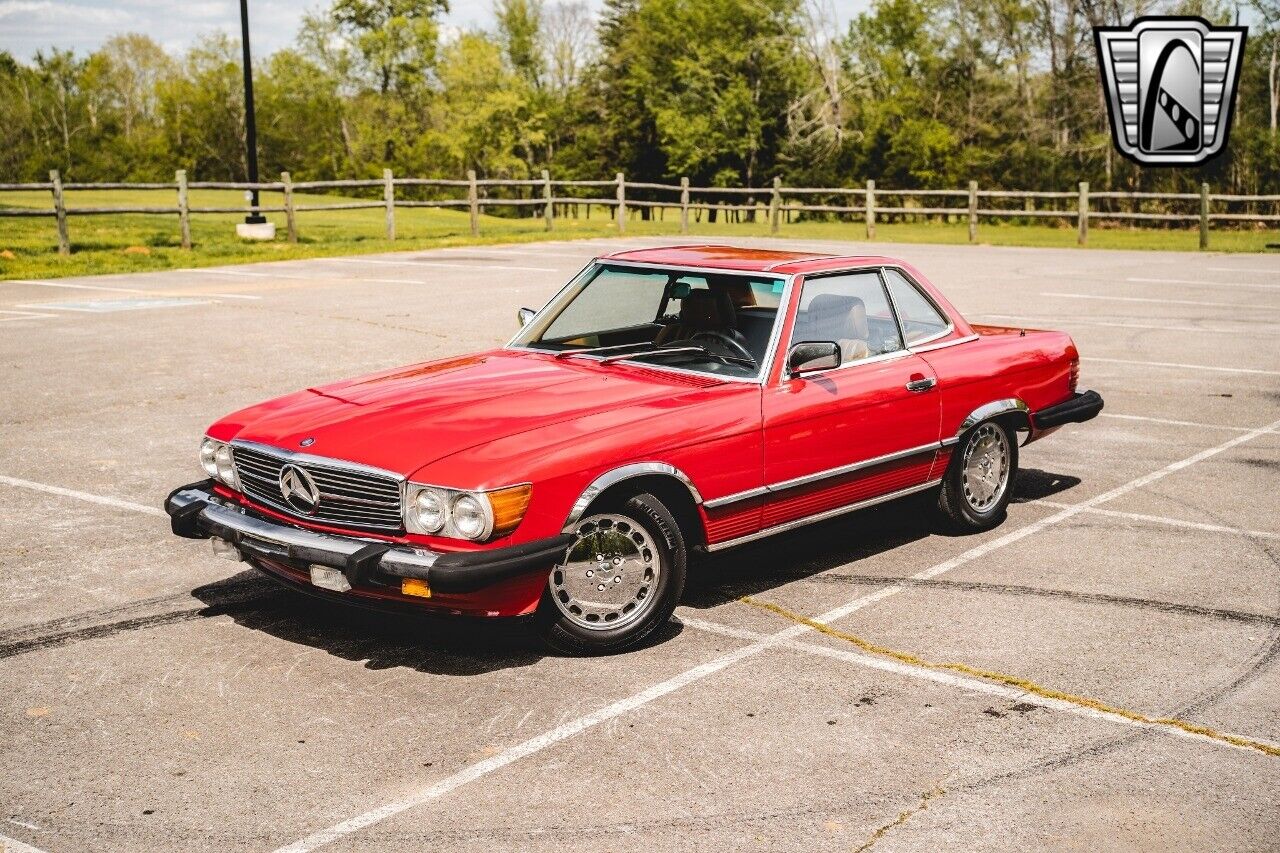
[{"xmin": 527, "ymin": 266, "xmax": 918, "ymax": 376}]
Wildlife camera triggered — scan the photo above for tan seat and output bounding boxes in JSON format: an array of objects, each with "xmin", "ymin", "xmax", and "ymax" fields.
[{"xmin": 795, "ymin": 294, "xmax": 870, "ymax": 363}]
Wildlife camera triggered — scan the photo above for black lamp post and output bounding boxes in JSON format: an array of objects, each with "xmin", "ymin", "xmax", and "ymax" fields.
[{"xmin": 239, "ymin": 0, "xmax": 266, "ymax": 225}]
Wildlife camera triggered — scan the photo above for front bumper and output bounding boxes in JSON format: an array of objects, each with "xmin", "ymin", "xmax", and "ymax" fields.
[
  {"xmin": 165, "ymin": 481, "xmax": 574, "ymax": 595},
  {"xmin": 1033, "ymin": 389, "xmax": 1104, "ymax": 430}
]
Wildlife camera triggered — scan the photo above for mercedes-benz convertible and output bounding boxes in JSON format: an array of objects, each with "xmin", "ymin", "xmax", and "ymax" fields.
[{"xmin": 166, "ymin": 245, "xmax": 1102, "ymax": 654}]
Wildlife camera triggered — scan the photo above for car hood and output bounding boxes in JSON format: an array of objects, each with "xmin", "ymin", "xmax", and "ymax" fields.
[{"xmin": 212, "ymin": 350, "xmax": 724, "ymax": 477}]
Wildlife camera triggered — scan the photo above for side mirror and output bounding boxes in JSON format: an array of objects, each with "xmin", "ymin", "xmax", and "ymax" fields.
[
  {"xmin": 517, "ymin": 307, "xmax": 536, "ymax": 327},
  {"xmin": 787, "ymin": 341, "xmax": 840, "ymax": 376}
]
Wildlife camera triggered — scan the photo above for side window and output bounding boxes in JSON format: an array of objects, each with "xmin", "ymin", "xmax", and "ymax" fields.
[
  {"xmin": 884, "ymin": 269, "xmax": 949, "ymax": 345},
  {"xmin": 793, "ymin": 271, "xmax": 903, "ymax": 365}
]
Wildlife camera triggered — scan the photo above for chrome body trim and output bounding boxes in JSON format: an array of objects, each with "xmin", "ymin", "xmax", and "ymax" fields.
[
  {"xmin": 703, "ymin": 478, "xmax": 942, "ymax": 552},
  {"xmin": 957, "ymin": 398, "xmax": 1030, "ymax": 435},
  {"xmin": 231, "ymin": 440, "xmax": 407, "ymax": 482},
  {"xmin": 880, "ymin": 265, "xmax": 957, "ymax": 350},
  {"xmin": 702, "ymin": 441, "xmax": 942, "ymax": 509},
  {"xmin": 911, "ymin": 333, "xmax": 978, "ymax": 354},
  {"xmin": 562, "ymin": 462, "xmax": 705, "ymax": 532},
  {"xmin": 505, "ymin": 259, "xmax": 795, "ymax": 386},
  {"xmin": 774, "ymin": 262, "xmax": 959, "ymax": 380}
]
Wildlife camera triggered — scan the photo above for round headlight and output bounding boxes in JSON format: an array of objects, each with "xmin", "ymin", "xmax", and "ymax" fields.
[
  {"xmin": 451, "ymin": 494, "xmax": 489, "ymax": 540},
  {"xmin": 214, "ymin": 444, "xmax": 236, "ymax": 487},
  {"xmin": 200, "ymin": 439, "xmax": 219, "ymax": 478},
  {"xmin": 413, "ymin": 489, "xmax": 446, "ymax": 533}
]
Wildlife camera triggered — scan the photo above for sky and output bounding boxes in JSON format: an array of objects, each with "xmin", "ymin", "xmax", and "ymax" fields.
[{"xmin": 0, "ymin": 0, "xmax": 587, "ymax": 61}]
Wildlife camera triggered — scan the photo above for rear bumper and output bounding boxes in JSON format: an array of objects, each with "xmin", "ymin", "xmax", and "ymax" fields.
[
  {"xmin": 1032, "ymin": 389, "xmax": 1104, "ymax": 430},
  {"xmin": 165, "ymin": 481, "xmax": 573, "ymax": 595}
]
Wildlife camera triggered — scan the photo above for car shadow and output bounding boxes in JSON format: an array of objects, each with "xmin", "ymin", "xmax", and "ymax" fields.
[
  {"xmin": 189, "ymin": 571, "xmax": 552, "ymax": 675},
  {"xmin": 683, "ymin": 467, "xmax": 1081, "ymax": 609},
  {"xmin": 187, "ymin": 468, "xmax": 1077, "ymax": 669}
]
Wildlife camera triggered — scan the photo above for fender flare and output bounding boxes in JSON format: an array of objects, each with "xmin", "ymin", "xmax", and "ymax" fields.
[
  {"xmin": 943, "ymin": 398, "xmax": 1030, "ymax": 446},
  {"xmin": 562, "ymin": 462, "xmax": 704, "ymax": 532}
]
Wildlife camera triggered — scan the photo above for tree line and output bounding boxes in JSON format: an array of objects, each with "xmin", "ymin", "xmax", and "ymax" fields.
[{"xmin": 1, "ymin": 0, "xmax": 1277, "ymax": 197}]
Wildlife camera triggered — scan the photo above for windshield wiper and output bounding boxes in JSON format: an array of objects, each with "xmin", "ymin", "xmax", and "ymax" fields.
[
  {"xmin": 601, "ymin": 343, "xmax": 756, "ymax": 368},
  {"xmin": 552, "ymin": 342, "xmax": 656, "ymax": 359}
]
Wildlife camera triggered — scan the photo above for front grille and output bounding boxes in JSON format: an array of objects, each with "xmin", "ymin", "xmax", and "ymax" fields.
[{"xmin": 232, "ymin": 444, "xmax": 404, "ymax": 533}]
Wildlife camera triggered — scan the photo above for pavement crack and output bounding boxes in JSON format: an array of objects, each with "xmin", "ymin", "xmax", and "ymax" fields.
[
  {"xmin": 853, "ymin": 785, "xmax": 945, "ymax": 853},
  {"xmin": 739, "ymin": 596, "xmax": 1280, "ymax": 758},
  {"xmin": 796, "ymin": 573, "xmax": 1280, "ymax": 626}
]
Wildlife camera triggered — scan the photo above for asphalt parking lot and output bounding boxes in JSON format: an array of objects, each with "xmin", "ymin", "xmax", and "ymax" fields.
[{"xmin": 2, "ymin": 234, "xmax": 1278, "ymax": 851}]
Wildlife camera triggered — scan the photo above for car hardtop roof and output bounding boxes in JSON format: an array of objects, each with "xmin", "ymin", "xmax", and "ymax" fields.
[{"xmin": 598, "ymin": 244, "xmax": 903, "ymax": 276}]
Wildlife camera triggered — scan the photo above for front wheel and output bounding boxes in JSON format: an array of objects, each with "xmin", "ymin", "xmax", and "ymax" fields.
[
  {"xmin": 937, "ymin": 420, "xmax": 1018, "ymax": 532},
  {"xmin": 534, "ymin": 492, "xmax": 686, "ymax": 655}
]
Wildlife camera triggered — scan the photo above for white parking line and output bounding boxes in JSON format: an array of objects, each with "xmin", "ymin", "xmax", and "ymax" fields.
[
  {"xmin": 1126, "ymin": 276, "xmax": 1280, "ymax": 290},
  {"xmin": 0, "ymin": 831, "xmax": 50, "ymax": 853},
  {"xmin": 0, "ymin": 309, "xmax": 56, "ymax": 322},
  {"xmin": 271, "ymin": 416, "xmax": 1280, "ymax": 852},
  {"xmin": 1035, "ymin": 500, "xmax": 1279, "ymax": 541},
  {"xmin": 0, "ymin": 475, "xmax": 166, "ymax": 518},
  {"xmin": 1208, "ymin": 267, "xmax": 1280, "ymax": 276},
  {"xmin": 679, "ymin": 616, "xmax": 1280, "ymax": 755},
  {"xmin": 1043, "ymin": 292, "xmax": 1280, "ymax": 311},
  {"xmin": 325, "ymin": 257, "xmax": 557, "ymax": 273},
  {"xmin": 1083, "ymin": 356, "xmax": 1280, "ymax": 377},
  {"xmin": 6, "ymin": 278, "xmax": 260, "ymax": 301},
  {"xmin": 1100, "ymin": 412, "xmax": 1265, "ymax": 433}
]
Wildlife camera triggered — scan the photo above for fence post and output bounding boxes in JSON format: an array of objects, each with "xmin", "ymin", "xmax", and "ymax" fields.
[
  {"xmin": 865, "ymin": 179, "xmax": 876, "ymax": 240},
  {"xmin": 467, "ymin": 169, "xmax": 480, "ymax": 237},
  {"xmin": 770, "ymin": 176, "xmax": 782, "ymax": 235},
  {"xmin": 1077, "ymin": 181, "xmax": 1089, "ymax": 246},
  {"xmin": 382, "ymin": 168, "xmax": 396, "ymax": 241},
  {"xmin": 280, "ymin": 171, "xmax": 297, "ymax": 244},
  {"xmin": 967, "ymin": 180, "xmax": 978, "ymax": 244},
  {"xmin": 49, "ymin": 169, "xmax": 70, "ymax": 255},
  {"xmin": 615, "ymin": 172, "xmax": 626, "ymax": 234},
  {"xmin": 680, "ymin": 177, "xmax": 690, "ymax": 234},
  {"xmin": 176, "ymin": 169, "xmax": 192, "ymax": 250},
  {"xmin": 1199, "ymin": 182, "xmax": 1210, "ymax": 251},
  {"xmin": 541, "ymin": 169, "xmax": 553, "ymax": 231}
]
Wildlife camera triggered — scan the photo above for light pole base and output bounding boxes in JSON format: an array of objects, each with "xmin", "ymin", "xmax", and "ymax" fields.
[{"xmin": 236, "ymin": 221, "xmax": 276, "ymax": 241}]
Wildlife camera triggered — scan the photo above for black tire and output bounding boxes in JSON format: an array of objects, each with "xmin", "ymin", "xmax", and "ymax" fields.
[
  {"xmin": 937, "ymin": 420, "xmax": 1018, "ymax": 532},
  {"xmin": 534, "ymin": 492, "xmax": 687, "ymax": 655}
]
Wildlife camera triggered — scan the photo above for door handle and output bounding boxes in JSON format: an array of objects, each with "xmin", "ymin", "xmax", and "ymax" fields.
[{"xmin": 906, "ymin": 377, "xmax": 936, "ymax": 392}]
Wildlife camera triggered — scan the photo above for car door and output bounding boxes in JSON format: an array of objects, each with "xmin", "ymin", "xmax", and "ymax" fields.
[{"xmin": 760, "ymin": 269, "xmax": 942, "ymax": 530}]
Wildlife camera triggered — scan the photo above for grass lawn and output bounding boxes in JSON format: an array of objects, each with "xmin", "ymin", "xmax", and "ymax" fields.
[{"xmin": 1, "ymin": 187, "xmax": 1275, "ymax": 281}]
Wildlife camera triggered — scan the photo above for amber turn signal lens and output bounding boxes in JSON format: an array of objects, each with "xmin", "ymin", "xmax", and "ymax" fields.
[
  {"xmin": 488, "ymin": 483, "xmax": 532, "ymax": 537},
  {"xmin": 401, "ymin": 578, "xmax": 432, "ymax": 598}
]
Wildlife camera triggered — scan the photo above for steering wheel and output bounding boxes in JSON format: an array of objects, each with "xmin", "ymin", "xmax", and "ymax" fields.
[{"xmin": 690, "ymin": 331, "xmax": 756, "ymax": 365}]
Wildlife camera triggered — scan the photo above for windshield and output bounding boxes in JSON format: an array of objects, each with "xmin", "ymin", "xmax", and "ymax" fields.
[{"xmin": 512, "ymin": 263, "xmax": 786, "ymax": 379}]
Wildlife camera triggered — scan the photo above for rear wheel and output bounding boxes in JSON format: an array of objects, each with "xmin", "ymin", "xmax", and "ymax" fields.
[
  {"xmin": 535, "ymin": 492, "xmax": 686, "ymax": 655},
  {"xmin": 937, "ymin": 421, "xmax": 1018, "ymax": 532}
]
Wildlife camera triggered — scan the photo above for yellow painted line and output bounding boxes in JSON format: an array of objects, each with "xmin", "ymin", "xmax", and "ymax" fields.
[{"xmin": 739, "ymin": 596, "xmax": 1280, "ymax": 759}]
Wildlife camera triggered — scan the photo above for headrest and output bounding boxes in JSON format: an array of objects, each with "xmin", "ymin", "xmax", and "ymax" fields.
[
  {"xmin": 678, "ymin": 289, "xmax": 722, "ymax": 330},
  {"xmin": 803, "ymin": 294, "xmax": 868, "ymax": 341}
]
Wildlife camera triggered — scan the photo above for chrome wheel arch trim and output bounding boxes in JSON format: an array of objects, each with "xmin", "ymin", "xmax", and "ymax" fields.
[
  {"xmin": 955, "ymin": 398, "xmax": 1030, "ymax": 438},
  {"xmin": 562, "ymin": 462, "xmax": 704, "ymax": 532}
]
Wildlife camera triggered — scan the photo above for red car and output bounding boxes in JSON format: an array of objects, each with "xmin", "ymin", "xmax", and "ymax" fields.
[{"xmin": 167, "ymin": 246, "xmax": 1102, "ymax": 654}]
